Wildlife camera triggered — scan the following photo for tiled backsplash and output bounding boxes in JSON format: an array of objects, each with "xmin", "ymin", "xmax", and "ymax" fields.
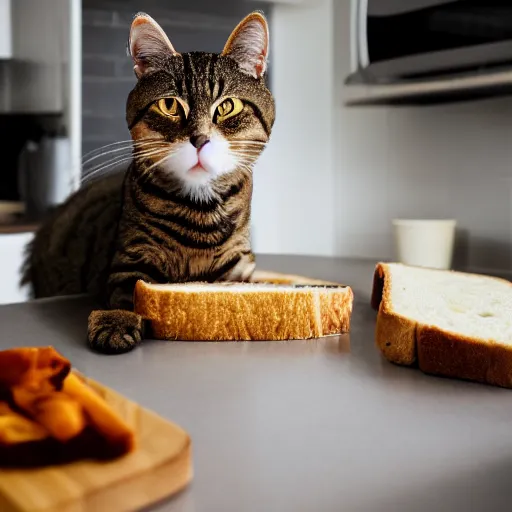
[{"xmin": 82, "ymin": 0, "xmax": 269, "ymax": 158}]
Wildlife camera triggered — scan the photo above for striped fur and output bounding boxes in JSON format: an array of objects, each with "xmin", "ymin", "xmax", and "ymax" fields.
[{"xmin": 21, "ymin": 11, "xmax": 275, "ymax": 354}]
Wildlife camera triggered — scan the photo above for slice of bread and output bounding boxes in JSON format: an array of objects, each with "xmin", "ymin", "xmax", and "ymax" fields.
[
  {"xmin": 371, "ymin": 262, "xmax": 512, "ymax": 388},
  {"xmin": 250, "ymin": 269, "xmax": 341, "ymax": 286},
  {"xmin": 133, "ymin": 275, "xmax": 353, "ymax": 341}
]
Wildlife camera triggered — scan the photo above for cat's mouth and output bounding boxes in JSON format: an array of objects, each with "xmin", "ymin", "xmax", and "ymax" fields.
[{"xmin": 188, "ymin": 164, "xmax": 208, "ymax": 174}]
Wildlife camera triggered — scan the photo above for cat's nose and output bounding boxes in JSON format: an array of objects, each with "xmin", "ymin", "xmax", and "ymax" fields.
[{"xmin": 190, "ymin": 134, "xmax": 209, "ymax": 150}]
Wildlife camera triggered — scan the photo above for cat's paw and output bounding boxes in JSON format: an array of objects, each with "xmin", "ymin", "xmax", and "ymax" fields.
[{"xmin": 87, "ymin": 310, "xmax": 143, "ymax": 354}]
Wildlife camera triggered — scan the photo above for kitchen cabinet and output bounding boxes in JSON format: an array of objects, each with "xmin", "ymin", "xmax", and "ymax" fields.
[
  {"xmin": 0, "ymin": 0, "xmax": 12, "ymax": 59},
  {"xmin": 0, "ymin": 0, "xmax": 81, "ymax": 304},
  {"xmin": 7, "ymin": 0, "xmax": 69, "ymax": 113}
]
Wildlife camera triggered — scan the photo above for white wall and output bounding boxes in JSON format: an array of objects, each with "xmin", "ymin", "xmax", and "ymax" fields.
[
  {"xmin": 254, "ymin": 0, "xmax": 512, "ymax": 276},
  {"xmin": 333, "ymin": 0, "xmax": 512, "ymax": 275},
  {"xmin": 68, "ymin": 0, "xmax": 82, "ymax": 193},
  {"xmin": 252, "ymin": 0, "xmax": 336, "ymax": 256},
  {"xmin": 0, "ymin": 0, "xmax": 12, "ymax": 59},
  {"xmin": 0, "ymin": 233, "xmax": 32, "ymax": 304}
]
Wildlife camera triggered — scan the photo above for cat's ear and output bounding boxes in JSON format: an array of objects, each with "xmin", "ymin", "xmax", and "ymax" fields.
[
  {"xmin": 128, "ymin": 12, "xmax": 179, "ymax": 78},
  {"xmin": 222, "ymin": 11, "xmax": 269, "ymax": 79}
]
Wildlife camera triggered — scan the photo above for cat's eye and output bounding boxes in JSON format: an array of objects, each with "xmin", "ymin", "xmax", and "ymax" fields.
[
  {"xmin": 214, "ymin": 98, "xmax": 244, "ymax": 123},
  {"xmin": 156, "ymin": 98, "xmax": 182, "ymax": 119}
]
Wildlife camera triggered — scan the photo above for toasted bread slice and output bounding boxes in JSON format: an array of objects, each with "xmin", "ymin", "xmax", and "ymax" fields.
[
  {"xmin": 0, "ymin": 347, "xmax": 137, "ymax": 468},
  {"xmin": 371, "ymin": 262, "xmax": 512, "ymax": 388},
  {"xmin": 134, "ymin": 279, "xmax": 353, "ymax": 341}
]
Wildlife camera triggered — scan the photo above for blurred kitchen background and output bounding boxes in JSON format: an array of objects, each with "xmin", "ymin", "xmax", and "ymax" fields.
[{"xmin": 1, "ymin": 0, "xmax": 512, "ymax": 304}]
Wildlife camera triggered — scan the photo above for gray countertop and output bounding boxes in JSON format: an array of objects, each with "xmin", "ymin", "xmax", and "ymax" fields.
[{"xmin": 1, "ymin": 255, "xmax": 512, "ymax": 512}]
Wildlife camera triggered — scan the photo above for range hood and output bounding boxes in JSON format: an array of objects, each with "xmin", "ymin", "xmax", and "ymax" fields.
[
  {"xmin": 345, "ymin": 0, "xmax": 512, "ymax": 106},
  {"xmin": 344, "ymin": 68, "xmax": 512, "ymax": 107}
]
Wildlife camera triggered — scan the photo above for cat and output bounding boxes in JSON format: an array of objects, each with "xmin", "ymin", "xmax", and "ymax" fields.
[{"xmin": 21, "ymin": 11, "xmax": 275, "ymax": 355}]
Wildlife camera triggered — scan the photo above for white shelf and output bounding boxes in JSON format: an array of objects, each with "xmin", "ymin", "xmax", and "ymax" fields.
[{"xmin": 344, "ymin": 69, "xmax": 512, "ymax": 106}]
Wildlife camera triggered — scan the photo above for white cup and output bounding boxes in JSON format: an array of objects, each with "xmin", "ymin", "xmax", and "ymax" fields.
[{"xmin": 392, "ymin": 219, "xmax": 457, "ymax": 270}]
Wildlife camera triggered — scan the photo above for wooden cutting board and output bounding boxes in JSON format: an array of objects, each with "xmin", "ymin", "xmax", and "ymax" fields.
[{"xmin": 0, "ymin": 374, "xmax": 193, "ymax": 512}]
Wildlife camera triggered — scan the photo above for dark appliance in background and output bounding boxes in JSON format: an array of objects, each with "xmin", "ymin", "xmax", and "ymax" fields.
[
  {"xmin": 0, "ymin": 115, "xmax": 69, "ymax": 224},
  {"xmin": 346, "ymin": 0, "xmax": 512, "ymax": 85},
  {"xmin": 0, "ymin": 116, "xmax": 36, "ymax": 225}
]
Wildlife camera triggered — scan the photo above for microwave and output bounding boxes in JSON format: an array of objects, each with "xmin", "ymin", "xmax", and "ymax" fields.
[{"xmin": 347, "ymin": 0, "xmax": 512, "ymax": 85}]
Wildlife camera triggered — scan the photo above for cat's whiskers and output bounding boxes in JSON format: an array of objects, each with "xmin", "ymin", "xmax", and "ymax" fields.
[
  {"xmin": 230, "ymin": 140, "xmax": 267, "ymax": 145},
  {"xmin": 232, "ymin": 150, "xmax": 261, "ymax": 167},
  {"xmin": 81, "ymin": 140, "xmax": 135, "ymax": 161},
  {"xmin": 135, "ymin": 151, "xmax": 174, "ymax": 170},
  {"xmin": 229, "ymin": 143, "xmax": 266, "ymax": 163},
  {"xmin": 83, "ymin": 139, "xmax": 266, "ymax": 184},
  {"xmin": 85, "ymin": 146, "xmax": 167, "ymax": 175},
  {"xmin": 140, "ymin": 149, "xmax": 180, "ymax": 176},
  {"xmin": 132, "ymin": 144, "xmax": 172, "ymax": 159},
  {"xmin": 82, "ymin": 158, "xmax": 135, "ymax": 184},
  {"xmin": 231, "ymin": 144, "xmax": 263, "ymax": 151},
  {"xmin": 230, "ymin": 146, "xmax": 265, "ymax": 152},
  {"xmin": 82, "ymin": 141, "xmax": 168, "ymax": 168},
  {"xmin": 82, "ymin": 142, "xmax": 169, "ymax": 174},
  {"xmin": 236, "ymin": 154, "xmax": 258, "ymax": 162},
  {"xmin": 231, "ymin": 147, "xmax": 261, "ymax": 153},
  {"xmin": 82, "ymin": 147, "xmax": 169, "ymax": 184},
  {"xmin": 81, "ymin": 139, "xmax": 165, "ymax": 163},
  {"xmin": 233, "ymin": 153, "xmax": 260, "ymax": 161},
  {"xmin": 235, "ymin": 154, "xmax": 259, "ymax": 173},
  {"xmin": 237, "ymin": 158, "xmax": 256, "ymax": 167},
  {"xmin": 237, "ymin": 163, "xmax": 254, "ymax": 175}
]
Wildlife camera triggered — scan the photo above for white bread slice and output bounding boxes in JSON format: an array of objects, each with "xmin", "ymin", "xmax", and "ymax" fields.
[
  {"xmin": 371, "ymin": 262, "xmax": 512, "ymax": 388},
  {"xmin": 133, "ymin": 275, "xmax": 353, "ymax": 341}
]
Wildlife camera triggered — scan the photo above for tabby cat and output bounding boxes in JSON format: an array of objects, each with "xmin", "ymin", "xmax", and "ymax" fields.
[{"xmin": 21, "ymin": 11, "xmax": 275, "ymax": 354}]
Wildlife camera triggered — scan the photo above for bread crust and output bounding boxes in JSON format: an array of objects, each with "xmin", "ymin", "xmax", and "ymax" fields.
[
  {"xmin": 417, "ymin": 326, "xmax": 512, "ymax": 388},
  {"xmin": 134, "ymin": 273, "xmax": 353, "ymax": 341},
  {"xmin": 375, "ymin": 310, "xmax": 417, "ymax": 366},
  {"xmin": 372, "ymin": 262, "xmax": 417, "ymax": 365},
  {"xmin": 371, "ymin": 262, "xmax": 512, "ymax": 388}
]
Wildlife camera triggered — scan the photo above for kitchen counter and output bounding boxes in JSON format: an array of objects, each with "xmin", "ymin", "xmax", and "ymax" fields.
[{"xmin": 1, "ymin": 255, "xmax": 512, "ymax": 512}]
